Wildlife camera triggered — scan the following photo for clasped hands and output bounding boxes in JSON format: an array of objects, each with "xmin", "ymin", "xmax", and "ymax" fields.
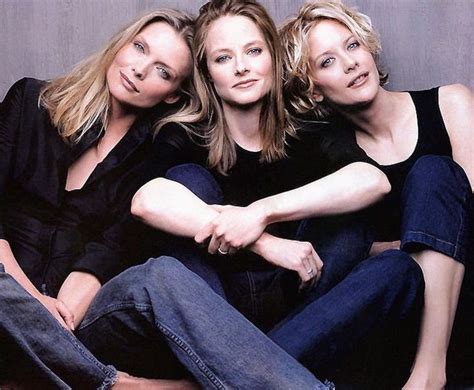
[{"xmin": 194, "ymin": 203, "xmax": 323, "ymax": 286}]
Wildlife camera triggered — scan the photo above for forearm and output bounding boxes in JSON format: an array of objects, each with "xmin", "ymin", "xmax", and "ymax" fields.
[
  {"xmin": 132, "ymin": 178, "xmax": 219, "ymax": 238},
  {"xmin": 57, "ymin": 271, "xmax": 101, "ymax": 327},
  {"xmin": 0, "ymin": 239, "xmax": 42, "ymax": 299},
  {"xmin": 253, "ymin": 162, "xmax": 390, "ymax": 224}
]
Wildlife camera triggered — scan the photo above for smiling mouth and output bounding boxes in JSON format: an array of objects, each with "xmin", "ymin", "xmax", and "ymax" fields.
[
  {"xmin": 347, "ymin": 72, "xmax": 369, "ymax": 88},
  {"xmin": 120, "ymin": 71, "xmax": 139, "ymax": 93},
  {"xmin": 232, "ymin": 79, "xmax": 258, "ymax": 88}
]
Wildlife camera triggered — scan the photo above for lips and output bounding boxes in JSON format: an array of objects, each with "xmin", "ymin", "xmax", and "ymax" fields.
[
  {"xmin": 347, "ymin": 72, "xmax": 369, "ymax": 88},
  {"xmin": 232, "ymin": 79, "xmax": 258, "ymax": 88},
  {"xmin": 120, "ymin": 71, "xmax": 139, "ymax": 93}
]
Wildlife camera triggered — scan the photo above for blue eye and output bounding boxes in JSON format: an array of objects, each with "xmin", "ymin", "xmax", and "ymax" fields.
[
  {"xmin": 321, "ymin": 57, "xmax": 335, "ymax": 68},
  {"xmin": 247, "ymin": 47, "xmax": 262, "ymax": 56},
  {"xmin": 348, "ymin": 41, "xmax": 360, "ymax": 50},
  {"xmin": 157, "ymin": 67, "xmax": 170, "ymax": 80},
  {"xmin": 216, "ymin": 54, "xmax": 231, "ymax": 63},
  {"xmin": 134, "ymin": 42, "xmax": 145, "ymax": 53}
]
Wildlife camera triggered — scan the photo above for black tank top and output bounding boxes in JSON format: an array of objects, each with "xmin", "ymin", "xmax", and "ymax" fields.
[{"xmin": 349, "ymin": 88, "xmax": 453, "ymax": 240}]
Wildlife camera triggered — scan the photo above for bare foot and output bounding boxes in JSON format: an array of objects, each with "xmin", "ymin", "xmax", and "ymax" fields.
[{"xmin": 112, "ymin": 371, "xmax": 199, "ymax": 390}]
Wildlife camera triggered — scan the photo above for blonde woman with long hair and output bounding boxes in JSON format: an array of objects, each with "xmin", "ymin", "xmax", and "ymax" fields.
[{"xmin": 0, "ymin": 9, "xmax": 197, "ymax": 389}]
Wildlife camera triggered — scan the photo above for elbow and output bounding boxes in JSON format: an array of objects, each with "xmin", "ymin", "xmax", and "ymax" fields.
[
  {"xmin": 131, "ymin": 179, "xmax": 165, "ymax": 222},
  {"xmin": 356, "ymin": 162, "xmax": 391, "ymax": 198}
]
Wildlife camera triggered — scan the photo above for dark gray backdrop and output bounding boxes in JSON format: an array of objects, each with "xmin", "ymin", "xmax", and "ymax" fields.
[{"xmin": 1, "ymin": 0, "xmax": 473, "ymax": 100}]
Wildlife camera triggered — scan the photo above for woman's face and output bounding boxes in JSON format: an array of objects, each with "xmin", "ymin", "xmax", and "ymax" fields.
[
  {"xmin": 307, "ymin": 19, "xmax": 379, "ymax": 109},
  {"xmin": 107, "ymin": 21, "xmax": 192, "ymax": 110},
  {"xmin": 205, "ymin": 15, "xmax": 273, "ymax": 110}
]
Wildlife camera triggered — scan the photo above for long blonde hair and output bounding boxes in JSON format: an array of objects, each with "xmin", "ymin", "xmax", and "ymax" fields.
[
  {"xmin": 280, "ymin": 0, "xmax": 388, "ymax": 119},
  {"xmin": 160, "ymin": 0, "xmax": 296, "ymax": 175},
  {"xmin": 40, "ymin": 9, "xmax": 195, "ymax": 143}
]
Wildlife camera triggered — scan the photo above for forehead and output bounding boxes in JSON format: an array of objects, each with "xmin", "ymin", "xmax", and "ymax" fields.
[
  {"xmin": 205, "ymin": 15, "xmax": 265, "ymax": 51},
  {"xmin": 308, "ymin": 19, "xmax": 352, "ymax": 55},
  {"xmin": 138, "ymin": 21, "xmax": 192, "ymax": 76}
]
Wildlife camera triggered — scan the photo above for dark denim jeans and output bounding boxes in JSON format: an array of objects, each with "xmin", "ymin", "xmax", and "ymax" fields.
[{"xmin": 0, "ymin": 264, "xmax": 117, "ymax": 389}]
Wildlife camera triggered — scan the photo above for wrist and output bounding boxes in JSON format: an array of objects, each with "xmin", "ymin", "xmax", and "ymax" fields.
[
  {"xmin": 251, "ymin": 232, "xmax": 273, "ymax": 257},
  {"xmin": 250, "ymin": 198, "xmax": 273, "ymax": 226}
]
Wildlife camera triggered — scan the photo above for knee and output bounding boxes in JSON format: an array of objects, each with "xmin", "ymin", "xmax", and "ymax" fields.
[
  {"xmin": 165, "ymin": 164, "xmax": 223, "ymax": 204},
  {"xmin": 405, "ymin": 155, "xmax": 470, "ymax": 195},
  {"xmin": 375, "ymin": 250, "xmax": 425, "ymax": 292}
]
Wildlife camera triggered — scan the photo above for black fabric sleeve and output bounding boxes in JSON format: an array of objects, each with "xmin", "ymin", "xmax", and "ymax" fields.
[
  {"xmin": 70, "ymin": 209, "xmax": 137, "ymax": 285},
  {"xmin": 0, "ymin": 78, "xmax": 28, "ymax": 241},
  {"xmin": 297, "ymin": 121, "xmax": 371, "ymax": 178}
]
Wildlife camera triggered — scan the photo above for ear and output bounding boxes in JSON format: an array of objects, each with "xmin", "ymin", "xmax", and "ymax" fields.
[
  {"xmin": 163, "ymin": 92, "xmax": 181, "ymax": 105},
  {"xmin": 312, "ymin": 87, "xmax": 324, "ymax": 103}
]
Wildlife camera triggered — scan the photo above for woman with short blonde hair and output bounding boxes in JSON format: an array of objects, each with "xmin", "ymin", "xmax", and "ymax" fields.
[{"xmin": 280, "ymin": 1, "xmax": 473, "ymax": 388}]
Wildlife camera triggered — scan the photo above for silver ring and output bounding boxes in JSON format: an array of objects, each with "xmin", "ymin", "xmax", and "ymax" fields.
[
  {"xmin": 307, "ymin": 268, "xmax": 314, "ymax": 275},
  {"xmin": 218, "ymin": 248, "xmax": 228, "ymax": 255}
]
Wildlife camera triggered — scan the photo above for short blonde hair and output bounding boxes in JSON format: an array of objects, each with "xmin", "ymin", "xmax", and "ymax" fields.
[
  {"xmin": 280, "ymin": 0, "xmax": 388, "ymax": 119},
  {"xmin": 40, "ymin": 9, "xmax": 195, "ymax": 142}
]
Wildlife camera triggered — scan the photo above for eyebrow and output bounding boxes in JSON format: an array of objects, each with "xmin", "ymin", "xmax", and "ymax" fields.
[
  {"xmin": 208, "ymin": 39, "xmax": 265, "ymax": 58},
  {"xmin": 313, "ymin": 34, "xmax": 355, "ymax": 63},
  {"xmin": 136, "ymin": 34, "xmax": 178, "ymax": 78}
]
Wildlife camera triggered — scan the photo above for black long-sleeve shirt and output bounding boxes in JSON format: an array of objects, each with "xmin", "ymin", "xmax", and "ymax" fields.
[{"xmin": 0, "ymin": 78, "xmax": 153, "ymax": 296}]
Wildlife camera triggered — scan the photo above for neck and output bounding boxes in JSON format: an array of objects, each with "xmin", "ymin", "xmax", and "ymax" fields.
[
  {"xmin": 108, "ymin": 98, "xmax": 140, "ymax": 135},
  {"xmin": 337, "ymin": 87, "xmax": 399, "ymax": 139},
  {"xmin": 222, "ymin": 102, "xmax": 262, "ymax": 151}
]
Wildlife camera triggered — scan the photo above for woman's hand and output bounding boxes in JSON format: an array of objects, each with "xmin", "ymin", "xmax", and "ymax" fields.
[
  {"xmin": 57, "ymin": 271, "xmax": 102, "ymax": 329},
  {"xmin": 36, "ymin": 295, "xmax": 75, "ymax": 331},
  {"xmin": 254, "ymin": 234, "xmax": 323, "ymax": 284},
  {"xmin": 194, "ymin": 204, "xmax": 268, "ymax": 255}
]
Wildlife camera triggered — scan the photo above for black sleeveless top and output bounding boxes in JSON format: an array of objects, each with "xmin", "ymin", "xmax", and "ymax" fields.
[{"xmin": 340, "ymin": 88, "xmax": 453, "ymax": 240}]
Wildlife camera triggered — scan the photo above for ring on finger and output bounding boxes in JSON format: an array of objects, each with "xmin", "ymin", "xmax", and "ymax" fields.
[
  {"xmin": 218, "ymin": 248, "xmax": 228, "ymax": 255},
  {"xmin": 306, "ymin": 267, "xmax": 314, "ymax": 276}
]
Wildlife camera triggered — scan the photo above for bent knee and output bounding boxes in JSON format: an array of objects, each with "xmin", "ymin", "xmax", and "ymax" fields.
[
  {"xmin": 407, "ymin": 156, "xmax": 470, "ymax": 190},
  {"xmin": 376, "ymin": 249, "xmax": 424, "ymax": 288}
]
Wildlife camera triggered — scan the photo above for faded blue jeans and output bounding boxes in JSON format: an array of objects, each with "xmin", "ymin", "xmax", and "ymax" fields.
[
  {"xmin": 76, "ymin": 257, "xmax": 330, "ymax": 389},
  {"xmin": 0, "ymin": 264, "xmax": 117, "ymax": 389}
]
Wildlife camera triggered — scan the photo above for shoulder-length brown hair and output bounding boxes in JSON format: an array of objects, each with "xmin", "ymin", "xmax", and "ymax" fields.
[
  {"xmin": 40, "ymin": 9, "xmax": 195, "ymax": 143},
  {"xmin": 163, "ymin": 0, "xmax": 295, "ymax": 174}
]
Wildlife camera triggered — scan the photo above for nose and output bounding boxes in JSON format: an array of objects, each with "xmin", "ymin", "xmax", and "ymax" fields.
[
  {"xmin": 234, "ymin": 55, "xmax": 249, "ymax": 76},
  {"xmin": 132, "ymin": 61, "xmax": 147, "ymax": 80},
  {"xmin": 343, "ymin": 53, "xmax": 358, "ymax": 74}
]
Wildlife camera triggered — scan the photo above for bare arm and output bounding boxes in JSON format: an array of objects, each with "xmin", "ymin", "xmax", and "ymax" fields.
[
  {"xmin": 132, "ymin": 177, "xmax": 219, "ymax": 237},
  {"xmin": 196, "ymin": 162, "xmax": 390, "ymax": 251},
  {"xmin": 439, "ymin": 84, "xmax": 474, "ymax": 190},
  {"xmin": 0, "ymin": 239, "xmax": 74, "ymax": 330},
  {"xmin": 57, "ymin": 271, "xmax": 101, "ymax": 328},
  {"xmin": 131, "ymin": 178, "xmax": 322, "ymax": 282}
]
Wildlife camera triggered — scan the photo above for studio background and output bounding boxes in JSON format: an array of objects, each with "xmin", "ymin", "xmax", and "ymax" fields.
[{"xmin": 0, "ymin": 0, "xmax": 472, "ymax": 100}]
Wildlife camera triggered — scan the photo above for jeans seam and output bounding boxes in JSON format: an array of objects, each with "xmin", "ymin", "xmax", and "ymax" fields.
[
  {"xmin": 403, "ymin": 230, "xmax": 456, "ymax": 248},
  {"xmin": 78, "ymin": 302, "xmax": 151, "ymax": 329},
  {"xmin": 55, "ymin": 317, "xmax": 117, "ymax": 387},
  {"xmin": 154, "ymin": 321, "xmax": 226, "ymax": 389},
  {"xmin": 453, "ymin": 190, "xmax": 469, "ymax": 260},
  {"xmin": 246, "ymin": 271, "xmax": 258, "ymax": 320}
]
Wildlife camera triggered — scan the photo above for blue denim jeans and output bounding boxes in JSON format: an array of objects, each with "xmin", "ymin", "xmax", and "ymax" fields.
[
  {"xmin": 76, "ymin": 257, "xmax": 330, "ymax": 390},
  {"xmin": 0, "ymin": 264, "xmax": 117, "ymax": 389},
  {"xmin": 399, "ymin": 155, "xmax": 472, "ymax": 264},
  {"xmin": 74, "ymin": 164, "xmax": 423, "ymax": 386}
]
